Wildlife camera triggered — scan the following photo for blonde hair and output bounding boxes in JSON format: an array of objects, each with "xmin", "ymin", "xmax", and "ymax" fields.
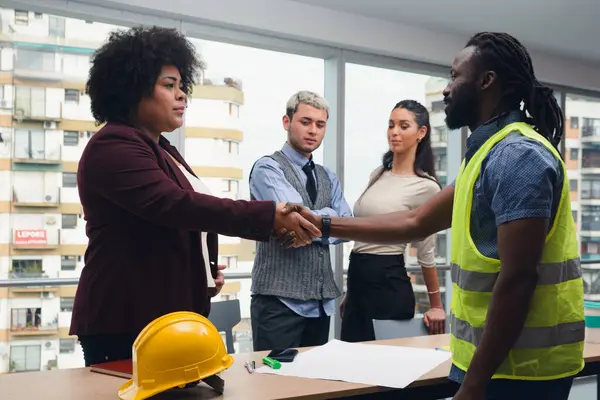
[{"xmin": 286, "ymin": 90, "xmax": 330, "ymax": 120}]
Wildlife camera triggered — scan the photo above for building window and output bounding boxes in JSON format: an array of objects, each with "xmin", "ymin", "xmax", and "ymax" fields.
[
  {"xmin": 34, "ymin": 12, "xmax": 43, "ymax": 19},
  {"xmin": 61, "ymin": 255, "xmax": 78, "ymax": 271},
  {"xmin": 15, "ymin": 86, "xmax": 46, "ymax": 119},
  {"xmin": 14, "ymin": 129, "xmax": 45, "ymax": 160},
  {"xmin": 49, "ymin": 16, "xmax": 66, "ymax": 38},
  {"xmin": 14, "ymin": 10, "xmax": 29, "ymax": 25},
  {"xmin": 583, "ymin": 149, "xmax": 600, "ymax": 169},
  {"xmin": 16, "ymin": 49, "xmax": 56, "ymax": 72},
  {"xmin": 573, "ymin": 211, "xmax": 578, "ymax": 222},
  {"xmin": 228, "ymin": 103, "xmax": 240, "ymax": 118},
  {"xmin": 570, "ymin": 179, "xmax": 578, "ymax": 191},
  {"xmin": 62, "ymin": 172, "xmax": 77, "ymax": 188},
  {"xmin": 64, "ymin": 89, "xmax": 80, "ymax": 104},
  {"xmin": 59, "ymin": 339, "xmax": 76, "ymax": 354},
  {"xmin": 433, "ymin": 149, "xmax": 447, "ymax": 171},
  {"xmin": 10, "ymin": 345, "xmax": 41, "ymax": 372},
  {"xmin": 60, "ymin": 297, "xmax": 75, "ymax": 312},
  {"xmin": 11, "ymin": 308, "xmax": 41, "ymax": 330},
  {"xmin": 62, "ymin": 214, "xmax": 77, "ymax": 229},
  {"xmin": 222, "ymin": 179, "xmax": 239, "ymax": 194},
  {"xmin": 222, "ymin": 255, "xmax": 238, "ymax": 269},
  {"xmin": 582, "ymin": 118, "xmax": 600, "ymax": 139},
  {"xmin": 11, "ymin": 259, "xmax": 43, "ymax": 278},
  {"xmin": 571, "ymin": 148, "xmax": 579, "ymax": 160},
  {"xmin": 431, "ymin": 100, "xmax": 445, "ymax": 112},
  {"xmin": 431, "ymin": 126, "xmax": 448, "ymax": 143},
  {"xmin": 435, "ymin": 234, "xmax": 447, "ymax": 258},
  {"xmin": 64, "ymin": 131, "xmax": 79, "ymax": 146},
  {"xmin": 571, "ymin": 117, "xmax": 579, "ymax": 129},
  {"xmin": 227, "ymin": 140, "xmax": 239, "ymax": 154}
]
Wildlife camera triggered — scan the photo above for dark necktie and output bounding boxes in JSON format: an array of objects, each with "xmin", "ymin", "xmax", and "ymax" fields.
[{"xmin": 302, "ymin": 161, "xmax": 317, "ymax": 204}]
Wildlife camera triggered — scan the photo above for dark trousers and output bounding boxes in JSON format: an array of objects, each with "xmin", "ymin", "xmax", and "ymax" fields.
[
  {"xmin": 341, "ymin": 253, "xmax": 414, "ymax": 342},
  {"xmin": 251, "ymin": 294, "xmax": 330, "ymax": 351},
  {"xmin": 484, "ymin": 376, "xmax": 574, "ymax": 399},
  {"xmin": 78, "ymin": 333, "xmax": 136, "ymax": 367}
]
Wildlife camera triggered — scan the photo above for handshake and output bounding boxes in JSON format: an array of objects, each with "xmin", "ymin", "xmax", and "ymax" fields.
[{"xmin": 273, "ymin": 202, "xmax": 323, "ymax": 248}]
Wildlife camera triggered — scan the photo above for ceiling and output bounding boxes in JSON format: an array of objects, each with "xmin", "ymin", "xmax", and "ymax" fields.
[{"xmin": 291, "ymin": 0, "xmax": 600, "ymax": 64}]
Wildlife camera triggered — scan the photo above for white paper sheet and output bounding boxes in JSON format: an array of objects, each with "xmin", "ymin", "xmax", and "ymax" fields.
[{"xmin": 255, "ymin": 339, "xmax": 451, "ymax": 389}]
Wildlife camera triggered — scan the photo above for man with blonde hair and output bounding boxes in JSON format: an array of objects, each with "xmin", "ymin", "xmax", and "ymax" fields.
[{"xmin": 249, "ymin": 90, "xmax": 352, "ymax": 351}]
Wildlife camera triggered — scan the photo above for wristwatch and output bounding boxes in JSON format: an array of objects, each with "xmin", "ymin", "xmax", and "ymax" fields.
[{"xmin": 321, "ymin": 215, "xmax": 331, "ymax": 241}]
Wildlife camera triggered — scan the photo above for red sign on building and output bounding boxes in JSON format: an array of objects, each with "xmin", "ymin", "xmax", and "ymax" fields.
[{"xmin": 14, "ymin": 230, "xmax": 47, "ymax": 246}]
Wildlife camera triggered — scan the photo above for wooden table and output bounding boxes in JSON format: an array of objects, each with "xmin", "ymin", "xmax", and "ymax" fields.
[{"xmin": 2, "ymin": 334, "xmax": 600, "ymax": 400}]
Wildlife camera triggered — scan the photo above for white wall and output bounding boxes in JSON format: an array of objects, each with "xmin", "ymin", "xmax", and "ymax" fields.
[
  {"xmin": 61, "ymin": 94, "xmax": 93, "ymax": 121},
  {"xmin": 567, "ymin": 99, "xmax": 600, "ymax": 119},
  {"xmin": 0, "ymin": 256, "xmax": 9, "ymax": 279},
  {"xmin": 23, "ymin": 0, "xmax": 600, "ymax": 92},
  {"xmin": 0, "ymin": 298, "xmax": 9, "ymax": 330},
  {"xmin": 0, "ymin": 47, "xmax": 14, "ymax": 71},
  {"xmin": 0, "ymin": 129, "xmax": 11, "ymax": 159},
  {"xmin": 12, "ymin": 171, "xmax": 60, "ymax": 203},
  {"xmin": 184, "ymin": 137, "xmax": 241, "ymax": 169},
  {"xmin": 186, "ymin": 99, "xmax": 242, "ymax": 130}
]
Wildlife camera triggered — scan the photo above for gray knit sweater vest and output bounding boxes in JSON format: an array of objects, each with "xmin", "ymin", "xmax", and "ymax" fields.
[{"xmin": 251, "ymin": 151, "xmax": 341, "ymax": 301}]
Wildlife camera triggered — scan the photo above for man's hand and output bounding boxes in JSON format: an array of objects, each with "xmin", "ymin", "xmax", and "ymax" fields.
[
  {"xmin": 274, "ymin": 204, "xmax": 324, "ymax": 248},
  {"xmin": 273, "ymin": 202, "xmax": 321, "ymax": 247},
  {"xmin": 208, "ymin": 264, "xmax": 226, "ymax": 298}
]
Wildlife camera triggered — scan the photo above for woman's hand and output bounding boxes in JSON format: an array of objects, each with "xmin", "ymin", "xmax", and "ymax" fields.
[
  {"xmin": 273, "ymin": 202, "xmax": 321, "ymax": 248},
  {"xmin": 423, "ymin": 307, "xmax": 446, "ymax": 334},
  {"xmin": 209, "ymin": 265, "xmax": 226, "ymax": 298}
]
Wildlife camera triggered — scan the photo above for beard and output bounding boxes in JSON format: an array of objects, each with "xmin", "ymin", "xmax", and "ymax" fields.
[{"xmin": 445, "ymin": 82, "xmax": 480, "ymax": 130}]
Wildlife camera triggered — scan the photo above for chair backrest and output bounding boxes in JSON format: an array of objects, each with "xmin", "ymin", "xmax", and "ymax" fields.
[
  {"xmin": 372, "ymin": 318, "xmax": 430, "ymax": 340},
  {"xmin": 208, "ymin": 299, "xmax": 241, "ymax": 354}
]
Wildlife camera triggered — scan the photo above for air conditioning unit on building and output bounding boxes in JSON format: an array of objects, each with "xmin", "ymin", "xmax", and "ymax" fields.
[
  {"xmin": 0, "ymin": 99, "xmax": 9, "ymax": 108},
  {"xmin": 43, "ymin": 121, "xmax": 57, "ymax": 130}
]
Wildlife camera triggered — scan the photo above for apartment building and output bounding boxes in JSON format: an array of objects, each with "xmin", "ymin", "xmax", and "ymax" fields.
[{"xmin": 0, "ymin": 9, "xmax": 245, "ymax": 373}]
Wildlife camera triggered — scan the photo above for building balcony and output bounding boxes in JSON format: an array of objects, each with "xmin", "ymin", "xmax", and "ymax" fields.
[
  {"xmin": 195, "ymin": 74, "xmax": 244, "ymax": 104},
  {"xmin": 12, "ymin": 187, "xmax": 60, "ymax": 208},
  {"xmin": 8, "ymin": 271, "xmax": 50, "ymax": 279},
  {"xmin": 10, "ymin": 320, "xmax": 59, "ymax": 337},
  {"xmin": 13, "ymin": 68, "xmax": 65, "ymax": 82},
  {"xmin": 12, "ymin": 229, "xmax": 60, "ymax": 250},
  {"xmin": 13, "ymin": 110, "xmax": 61, "ymax": 123},
  {"xmin": 581, "ymin": 125, "xmax": 600, "ymax": 142},
  {"xmin": 13, "ymin": 146, "xmax": 62, "ymax": 165}
]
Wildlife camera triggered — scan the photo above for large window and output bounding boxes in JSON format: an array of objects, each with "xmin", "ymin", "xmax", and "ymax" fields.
[
  {"xmin": 10, "ymin": 345, "xmax": 41, "ymax": 372},
  {"xmin": 183, "ymin": 36, "xmax": 325, "ymax": 351},
  {"xmin": 343, "ymin": 63, "xmax": 449, "ymax": 315},
  {"xmin": 566, "ymin": 94, "xmax": 600, "ymax": 290}
]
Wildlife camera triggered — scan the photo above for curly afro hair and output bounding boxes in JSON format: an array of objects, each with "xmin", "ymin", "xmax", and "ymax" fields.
[{"xmin": 86, "ymin": 26, "xmax": 204, "ymax": 124}]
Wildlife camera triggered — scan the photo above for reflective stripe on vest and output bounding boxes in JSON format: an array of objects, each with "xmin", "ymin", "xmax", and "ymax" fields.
[
  {"xmin": 449, "ymin": 122, "xmax": 585, "ymax": 381},
  {"xmin": 451, "ymin": 314, "xmax": 584, "ymax": 349},
  {"xmin": 451, "ymin": 258, "xmax": 582, "ymax": 293}
]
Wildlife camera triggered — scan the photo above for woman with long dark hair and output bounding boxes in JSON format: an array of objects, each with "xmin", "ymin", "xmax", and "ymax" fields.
[{"xmin": 340, "ymin": 99, "xmax": 446, "ymax": 342}]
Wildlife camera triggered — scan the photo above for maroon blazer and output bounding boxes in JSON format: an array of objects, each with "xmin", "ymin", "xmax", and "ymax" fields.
[{"xmin": 69, "ymin": 121, "xmax": 275, "ymax": 337}]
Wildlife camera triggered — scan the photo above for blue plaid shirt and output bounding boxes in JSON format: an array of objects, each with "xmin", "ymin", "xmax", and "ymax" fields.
[{"xmin": 448, "ymin": 111, "xmax": 563, "ymax": 383}]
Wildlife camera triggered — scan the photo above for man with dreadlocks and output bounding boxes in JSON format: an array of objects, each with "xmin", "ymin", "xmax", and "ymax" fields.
[{"xmin": 283, "ymin": 32, "xmax": 585, "ymax": 399}]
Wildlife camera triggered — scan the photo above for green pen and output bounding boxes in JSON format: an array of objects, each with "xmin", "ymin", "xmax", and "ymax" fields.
[{"xmin": 262, "ymin": 356, "xmax": 281, "ymax": 370}]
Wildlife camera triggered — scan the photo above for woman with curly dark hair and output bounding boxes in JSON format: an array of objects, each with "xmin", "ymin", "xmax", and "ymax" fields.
[{"xmin": 70, "ymin": 26, "xmax": 318, "ymax": 366}]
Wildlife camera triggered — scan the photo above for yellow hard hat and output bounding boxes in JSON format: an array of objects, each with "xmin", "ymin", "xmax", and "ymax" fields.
[{"xmin": 118, "ymin": 311, "xmax": 234, "ymax": 400}]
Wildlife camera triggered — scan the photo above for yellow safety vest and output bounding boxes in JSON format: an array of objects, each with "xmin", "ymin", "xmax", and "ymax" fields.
[{"xmin": 450, "ymin": 122, "xmax": 585, "ymax": 380}]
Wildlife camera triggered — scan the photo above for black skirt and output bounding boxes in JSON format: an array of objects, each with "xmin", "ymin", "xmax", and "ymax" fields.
[{"xmin": 341, "ymin": 252, "xmax": 415, "ymax": 342}]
